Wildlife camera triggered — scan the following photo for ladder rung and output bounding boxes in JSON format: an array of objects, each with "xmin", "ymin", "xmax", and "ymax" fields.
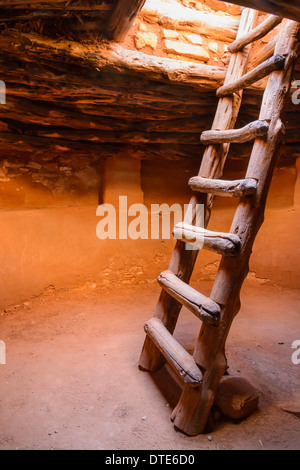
[
  {"xmin": 228, "ymin": 15, "xmax": 282, "ymax": 54},
  {"xmin": 217, "ymin": 54, "xmax": 286, "ymax": 97},
  {"xmin": 201, "ymin": 120, "xmax": 269, "ymax": 145},
  {"xmin": 189, "ymin": 176, "xmax": 257, "ymax": 198},
  {"xmin": 144, "ymin": 317, "xmax": 202, "ymax": 385},
  {"xmin": 173, "ymin": 222, "xmax": 241, "ymax": 256},
  {"xmin": 157, "ymin": 270, "xmax": 220, "ymax": 325}
]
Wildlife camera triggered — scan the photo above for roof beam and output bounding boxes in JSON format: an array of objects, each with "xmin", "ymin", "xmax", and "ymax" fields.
[
  {"xmin": 107, "ymin": 0, "xmax": 146, "ymax": 41},
  {"xmin": 227, "ymin": 1, "xmax": 300, "ymax": 22}
]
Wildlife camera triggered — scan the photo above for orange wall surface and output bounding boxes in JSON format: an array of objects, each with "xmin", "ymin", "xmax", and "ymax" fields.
[{"xmin": 0, "ymin": 157, "xmax": 299, "ymax": 307}]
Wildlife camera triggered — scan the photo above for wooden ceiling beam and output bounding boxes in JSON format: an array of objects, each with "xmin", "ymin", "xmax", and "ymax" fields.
[
  {"xmin": 0, "ymin": 31, "xmax": 226, "ymax": 91},
  {"xmin": 0, "ymin": 0, "xmax": 112, "ymax": 8},
  {"xmin": 107, "ymin": 0, "xmax": 146, "ymax": 41}
]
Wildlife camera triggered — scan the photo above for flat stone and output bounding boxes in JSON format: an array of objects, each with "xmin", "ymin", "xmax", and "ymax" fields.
[
  {"xmin": 138, "ymin": 22, "xmax": 148, "ymax": 32},
  {"xmin": 162, "ymin": 29, "xmax": 179, "ymax": 39},
  {"xmin": 135, "ymin": 32, "xmax": 158, "ymax": 50},
  {"xmin": 209, "ymin": 42, "xmax": 218, "ymax": 53},
  {"xmin": 215, "ymin": 376, "xmax": 259, "ymax": 420},
  {"xmin": 164, "ymin": 40, "xmax": 210, "ymax": 62},
  {"xmin": 183, "ymin": 33, "xmax": 203, "ymax": 45}
]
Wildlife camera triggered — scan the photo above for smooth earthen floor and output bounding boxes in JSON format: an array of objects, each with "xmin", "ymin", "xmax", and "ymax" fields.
[{"xmin": 0, "ymin": 279, "xmax": 299, "ymax": 450}]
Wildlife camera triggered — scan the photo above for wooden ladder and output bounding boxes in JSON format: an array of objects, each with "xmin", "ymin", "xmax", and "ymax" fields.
[{"xmin": 139, "ymin": 8, "xmax": 300, "ymax": 436}]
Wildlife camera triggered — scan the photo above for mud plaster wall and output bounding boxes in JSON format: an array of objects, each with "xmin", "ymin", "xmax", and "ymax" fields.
[{"xmin": 0, "ymin": 154, "xmax": 299, "ymax": 308}]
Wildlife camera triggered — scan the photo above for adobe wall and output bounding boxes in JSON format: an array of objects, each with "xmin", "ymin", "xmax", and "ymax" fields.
[{"xmin": 0, "ymin": 154, "xmax": 299, "ymax": 308}]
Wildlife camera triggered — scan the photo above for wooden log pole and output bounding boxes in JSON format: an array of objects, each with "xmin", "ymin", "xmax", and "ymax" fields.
[
  {"xmin": 144, "ymin": 318, "xmax": 203, "ymax": 385},
  {"xmin": 107, "ymin": 0, "xmax": 146, "ymax": 41},
  {"xmin": 141, "ymin": 0, "xmax": 240, "ymax": 42},
  {"xmin": 188, "ymin": 177, "xmax": 257, "ymax": 197},
  {"xmin": 173, "ymin": 222, "xmax": 241, "ymax": 256},
  {"xmin": 217, "ymin": 54, "xmax": 286, "ymax": 97},
  {"xmin": 228, "ymin": 15, "xmax": 282, "ymax": 53},
  {"xmin": 0, "ymin": 0, "xmax": 111, "ymax": 7},
  {"xmin": 157, "ymin": 270, "xmax": 220, "ymax": 325},
  {"xmin": 200, "ymin": 119, "xmax": 269, "ymax": 144},
  {"xmin": 172, "ymin": 18, "xmax": 300, "ymax": 436}
]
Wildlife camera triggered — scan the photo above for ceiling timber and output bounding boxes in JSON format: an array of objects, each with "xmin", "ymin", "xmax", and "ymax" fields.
[{"xmin": 0, "ymin": 0, "xmax": 299, "ymax": 174}]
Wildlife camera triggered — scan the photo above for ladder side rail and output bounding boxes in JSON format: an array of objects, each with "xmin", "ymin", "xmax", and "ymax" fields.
[{"xmin": 172, "ymin": 19, "xmax": 300, "ymax": 436}]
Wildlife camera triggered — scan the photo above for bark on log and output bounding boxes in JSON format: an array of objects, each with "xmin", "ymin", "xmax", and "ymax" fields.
[
  {"xmin": 201, "ymin": 120, "xmax": 269, "ymax": 144},
  {"xmin": 0, "ymin": 97, "xmax": 213, "ymax": 133},
  {"xmin": 215, "ymin": 376, "xmax": 260, "ymax": 420},
  {"xmin": 224, "ymin": 0, "xmax": 300, "ymax": 22},
  {"xmin": 157, "ymin": 270, "xmax": 220, "ymax": 325},
  {"xmin": 142, "ymin": 0, "xmax": 240, "ymax": 42},
  {"xmin": 217, "ymin": 54, "xmax": 286, "ymax": 97},
  {"xmin": 173, "ymin": 222, "xmax": 241, "ymax": 256},
  {"xmin": 0, "ymin": 31, "xmax": 226, "ymax": 90},
  {"xmin": 189, "ymin": 177, "xmax": 257, "ymax": 197},
  {"xmin": 0, "ymin": 0, "xmax": 112, "ymax": 8},
  {"xmin": 0, "ymin": 125, "xmax": 201, "ymax": 144},
  {"xmin": 0, "ymin": 11, "xmax": 109, "ymax": 22},
  {"xmin": 108, "ymin": 0, "xmax": 146, "ymax": 41}
]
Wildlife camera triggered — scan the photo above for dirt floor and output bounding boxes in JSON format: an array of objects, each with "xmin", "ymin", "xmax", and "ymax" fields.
[{"xmin": 0, "ymin": 278, "xmax": 299, "ymax": 450}]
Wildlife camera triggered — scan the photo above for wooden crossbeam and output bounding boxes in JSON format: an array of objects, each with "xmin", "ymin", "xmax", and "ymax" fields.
[
  {"xmin": 200, "ymin": 120, "xmax": 269, "ymax": 144},
  {"xmin": 172, "ymin": 18, "xmax": 300, "ymax": 437},
  {"xmin": 141, "ymin": 0, "xmax": 240, "ymax": 42},
  {"xmin": 157, "ymin": 270, "xmax": 220, "ymax": 325},
  {"xmin": 173, "ymin": 223, "xmax": 241, "ymax": 256},
  {"xmin": 188, "ymin": 177, "xmax": 257, "ymax": 198},
  {"xmin": 144, "ymin": 318, "xmax": 203, "ymax": 385},
  {"xmin": 228, "ymin": 15, "xmax": 282, "ymax": 53}
]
